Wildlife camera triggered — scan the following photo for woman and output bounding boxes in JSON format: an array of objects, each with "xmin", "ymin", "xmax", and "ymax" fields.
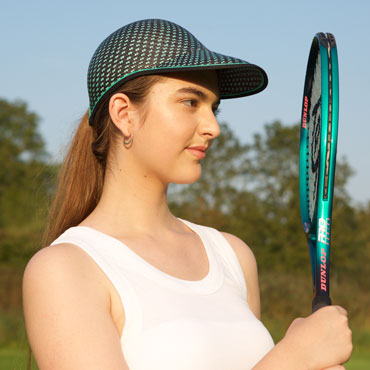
[{"xmin": 23, "ymin": 19, "xmax": 352, "ymax": 369}]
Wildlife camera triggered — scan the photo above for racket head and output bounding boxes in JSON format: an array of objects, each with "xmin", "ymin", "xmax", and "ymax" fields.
[{"xmin": 299, "ymin": 33, "xmax": 339, "ymax": 311}]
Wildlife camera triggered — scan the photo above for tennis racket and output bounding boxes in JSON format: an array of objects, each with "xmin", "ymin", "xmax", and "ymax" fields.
[{"xmin": 299, "ymin": 33, "xmax": 339, "ymax": 313}]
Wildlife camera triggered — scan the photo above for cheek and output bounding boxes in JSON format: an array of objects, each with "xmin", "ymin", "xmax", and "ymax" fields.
[
  {"xmin": 131, "ymin": 105, "xmax": 202, "ymax": 183},
  {"xmin": 141, "ymin": 109, "xmax": 195, "ymax": 153}
]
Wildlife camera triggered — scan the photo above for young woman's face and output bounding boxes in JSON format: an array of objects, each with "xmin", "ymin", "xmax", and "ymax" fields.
[{"xmin": 131, "ymin": 70, "xmax": 221, "ymax": 185}]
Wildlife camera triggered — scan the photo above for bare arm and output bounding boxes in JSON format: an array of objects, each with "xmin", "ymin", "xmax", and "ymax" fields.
[
  {"xmin": 22, "ymin": 243, "xmax": 130, "ymax": 370},
  {"xmin": 221, "ymin": 232, "xmax": 352, "ymax": 370}
]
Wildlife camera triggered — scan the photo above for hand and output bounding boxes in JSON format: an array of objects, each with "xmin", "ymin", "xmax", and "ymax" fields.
[
  {"xmin": 284, "ymin": 305, "xmax": 352, "ymax": 370},
  {"xmin": 322, "ymin": 366, "xmax": 346, "ymax": 370}
]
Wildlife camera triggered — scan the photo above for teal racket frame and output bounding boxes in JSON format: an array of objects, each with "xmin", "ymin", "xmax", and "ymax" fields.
[{"xmin": 299, "ymin": 33, "xmax": 339, "ymax": 312}]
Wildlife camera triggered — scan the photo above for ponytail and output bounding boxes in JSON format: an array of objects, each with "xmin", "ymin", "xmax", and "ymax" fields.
[{"xmin": 41, "ymin": 110, "xmax": 103, "ymax": 247}]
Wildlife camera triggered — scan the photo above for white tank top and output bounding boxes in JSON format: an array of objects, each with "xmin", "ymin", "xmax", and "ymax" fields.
[{"xmin": 51, "ymin": 219, "xmax": 274, "ymax": 370}]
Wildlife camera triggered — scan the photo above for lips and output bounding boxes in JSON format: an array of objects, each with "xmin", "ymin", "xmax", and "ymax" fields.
[{"xmin": 186, "ymin": 145, "xmax": 208, "ymax": 159}]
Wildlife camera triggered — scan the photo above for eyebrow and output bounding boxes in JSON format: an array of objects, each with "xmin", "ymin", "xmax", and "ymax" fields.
[{"xmin": 175, "ymin": 87, "xmax": 220, "ymax": 106}]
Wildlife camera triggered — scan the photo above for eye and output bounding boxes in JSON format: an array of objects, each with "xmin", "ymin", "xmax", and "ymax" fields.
[{"xmin": 183, "ymin": 99, "xmax": 198, "ymax": 108}]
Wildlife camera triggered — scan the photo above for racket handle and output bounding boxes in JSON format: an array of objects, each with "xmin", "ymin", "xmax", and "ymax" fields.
[{"xmin": 312, "ymin": 295, "xmax": 332, "ymax": 313}]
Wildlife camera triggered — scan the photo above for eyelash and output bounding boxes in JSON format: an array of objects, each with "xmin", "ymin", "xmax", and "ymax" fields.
[{"xmin": 183, "ymin": 99, "xmax": 221, "ymax": 117}]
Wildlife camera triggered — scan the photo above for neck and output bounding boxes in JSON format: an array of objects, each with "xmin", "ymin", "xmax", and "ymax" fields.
[{"xmin": 83, "ymin": 158, "xmax": 177, "ymax": 236}]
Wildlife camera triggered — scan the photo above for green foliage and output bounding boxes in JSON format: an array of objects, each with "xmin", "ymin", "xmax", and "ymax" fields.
[
  {"xmin": 0, "ymin": 99, "xmax": 45, "ymax": 165},
  {"xmin": 0, "ymin": 99, "xmax": 59, "ymax": 266},
  {"xmin": 0, "ymin": 308, "xmax": 27, "ymax": 348},
  {"xmin": 0, "ymin": 348, "xmax": 38, "ymax": 370}
]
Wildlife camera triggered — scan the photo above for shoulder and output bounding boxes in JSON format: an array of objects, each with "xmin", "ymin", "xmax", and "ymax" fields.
[
  {"xmin": 24, "ymin": 242, "xmax": 103, "ymax": 284},
  {"xmin": 220, "ymin": 232, "xmax": 261, "ymax": 319},
  {"xmin": 23, "ymin": 242, "xmax": 111, "ymax": 303},
  {"xmin": 22, "ymin": 244, "xmax": 127, "ymax": 369},
  {"xmin": 23, "ymin": 243, "xmax": 111, "ymax": 314},
  {"xmin": 220, "ymin": 232, "xmax": 258, "ymax": 270}
]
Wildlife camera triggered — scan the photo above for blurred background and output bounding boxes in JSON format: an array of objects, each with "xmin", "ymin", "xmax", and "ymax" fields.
[{"xmin": 1, "ymin": 0, "xmax": 369, "ymax": 368}]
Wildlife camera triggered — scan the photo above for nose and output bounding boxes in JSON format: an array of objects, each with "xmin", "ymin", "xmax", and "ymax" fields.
[{"xmin": 199, "ymin": 109, "xmax": 221, "ymax": 139}]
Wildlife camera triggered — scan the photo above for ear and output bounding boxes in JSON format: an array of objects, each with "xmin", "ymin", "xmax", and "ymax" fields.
[{"xmin": 108, "ymin": 93, "xmax": 136, "ymax": 138}]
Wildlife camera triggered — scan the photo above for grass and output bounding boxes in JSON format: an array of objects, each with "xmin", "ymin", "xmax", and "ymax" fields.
[
  {"xmin": 0, "ymin": 348, "xmax": 369, "ymax": 370},
  {"xmin": 346, "ymin": 351, "xmax": 370, "ymax": 369},
  {"xmin": 0, "ymin": 348, "xmax": 38, "ymax": 370}
]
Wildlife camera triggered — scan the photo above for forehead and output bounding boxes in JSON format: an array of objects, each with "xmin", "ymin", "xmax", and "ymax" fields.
[{"xmin": 153, "ymin": 70, "xmax": 219, "ymax": 100}]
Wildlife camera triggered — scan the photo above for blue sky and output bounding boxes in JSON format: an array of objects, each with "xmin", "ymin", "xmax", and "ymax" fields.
[{"xmin": 2, "ymin": 0, "xmax": 369, "ymax": 204}]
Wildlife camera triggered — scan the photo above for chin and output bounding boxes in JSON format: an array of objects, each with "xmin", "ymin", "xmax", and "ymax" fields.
[{"xmin": 172, "ymin": 168, "xmax": 202, "ymax": 185}]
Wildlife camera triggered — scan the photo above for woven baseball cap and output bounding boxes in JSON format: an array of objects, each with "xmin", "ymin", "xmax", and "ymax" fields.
[{"xmin": 87, "ymin": 19, "xmax": 268, "ymax": 125}]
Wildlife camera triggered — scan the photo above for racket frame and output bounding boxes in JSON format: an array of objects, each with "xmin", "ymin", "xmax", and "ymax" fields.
[{"xmin": 299, "ymin": 33, "xmax": 339, "ymax": 312}]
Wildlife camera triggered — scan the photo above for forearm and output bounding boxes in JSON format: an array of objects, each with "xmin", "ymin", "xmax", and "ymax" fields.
[{"xmin": 252, "ymin": 337, "xmax": 312, "ymax": 370}]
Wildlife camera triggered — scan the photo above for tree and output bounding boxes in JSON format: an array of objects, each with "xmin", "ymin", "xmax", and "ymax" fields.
[{"xmin": 0, "ymin": 99, "xmax": 55, "ymax": 265}]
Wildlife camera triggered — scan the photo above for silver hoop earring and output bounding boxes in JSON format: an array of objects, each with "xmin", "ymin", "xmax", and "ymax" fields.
[{"xmin": 123, "ymin": 133, "xmax": 134, "ymax": 147}]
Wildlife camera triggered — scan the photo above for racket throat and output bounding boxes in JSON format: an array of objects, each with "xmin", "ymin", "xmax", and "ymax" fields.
[
  {"xmin": 307, "ymin": 237, "xmax": 317, "ymax": 285},
  {"xmin": 312, "ymin": 294, "xmax": 332, "ymax": 312}
]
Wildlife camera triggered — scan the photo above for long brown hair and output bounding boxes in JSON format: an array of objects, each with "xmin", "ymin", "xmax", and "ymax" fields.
[{"xmin": 26, "ymin": 75, "xmax": 163, "ymax": 370}]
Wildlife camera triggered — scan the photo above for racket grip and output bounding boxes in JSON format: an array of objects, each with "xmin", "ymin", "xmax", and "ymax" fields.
[{"xmin": 312, "ymin": 295, "xmax": 332, "ymax": 313}]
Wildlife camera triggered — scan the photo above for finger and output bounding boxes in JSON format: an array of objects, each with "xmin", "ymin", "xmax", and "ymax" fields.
[
  {"xmin": 291, "ymin": 317, "xmax": 304, "ymax": 324},
  {"xmin": 322, "ymin": 366, "xmax": 345, "ymax": 370},
  {"xmin": 316, "ymin": 305, "xmax": 347, "ymax": 317},
  {"xmin": 331, "ymin": 305, "xmax": 348, "ymax": 316}
]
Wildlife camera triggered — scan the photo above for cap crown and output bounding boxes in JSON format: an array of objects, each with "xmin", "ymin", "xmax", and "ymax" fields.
[{"xmin": 88, "ymin": 19, "xmax": 267, "ymax": 124}]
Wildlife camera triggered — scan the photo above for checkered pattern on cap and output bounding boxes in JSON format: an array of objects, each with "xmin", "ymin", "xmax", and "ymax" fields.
[{"xmin": 87, "ymin": 19, "xmax": 268, "ymax": 125}]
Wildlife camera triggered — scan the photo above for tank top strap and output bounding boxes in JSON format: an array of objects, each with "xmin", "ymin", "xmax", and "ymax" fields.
[{"xmin": 179, "ymin": 219, "xmax": 247, "ymax": 300}]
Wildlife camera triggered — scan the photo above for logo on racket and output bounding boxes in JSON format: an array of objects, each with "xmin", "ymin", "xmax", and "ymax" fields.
[
  {"xmin": 302, "ymin": 96, "xmax": 308, "ymax": 128},
  {"xmin": 320, "ymin": 248, "xmax": 328, "ymax": 291},
  {"xmin": 318, "ymin": 217, "xmax": 331, "ymax": 292},
  {"xmin": 318, "ymin": 217, "xmax": 330, "ymax": 245}
]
